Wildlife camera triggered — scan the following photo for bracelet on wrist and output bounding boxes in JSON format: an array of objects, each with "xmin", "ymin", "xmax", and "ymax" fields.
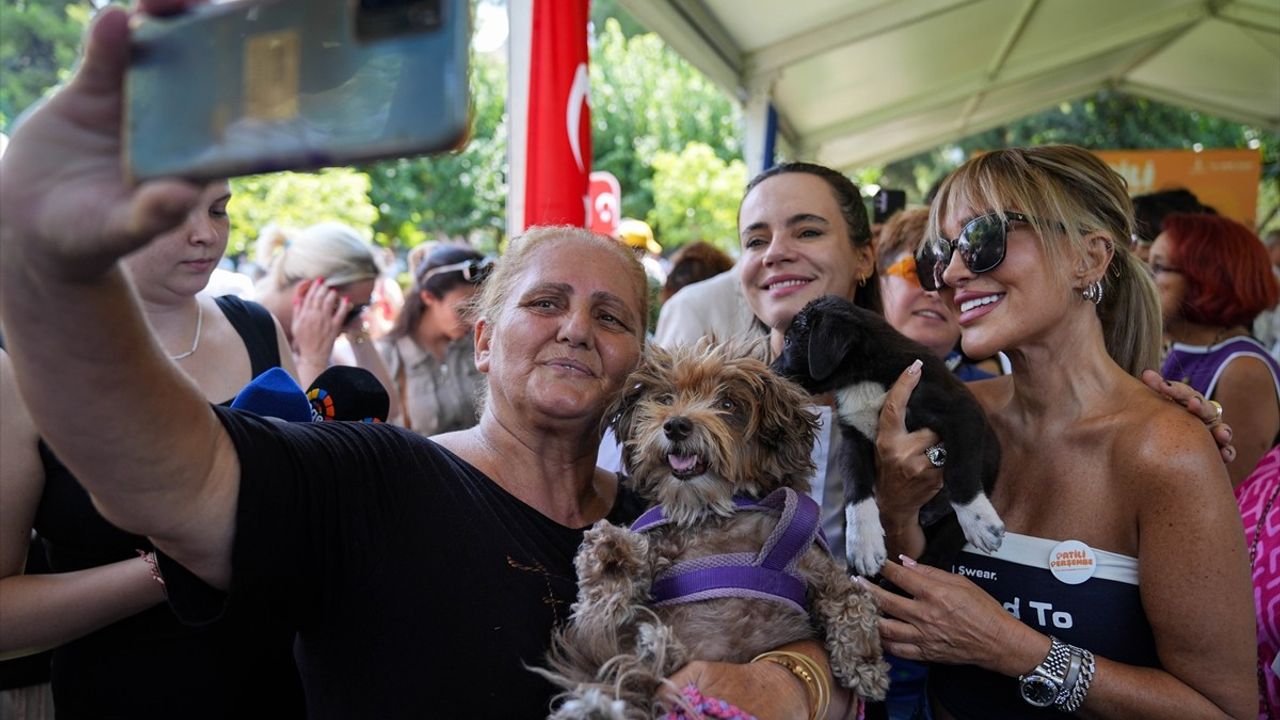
[
  {"xmin": 136, "ymin": 549, "xmax": 167, "ymax": 597},
  {"xmin": 752, "ymin": 650, "xmax": 830, "ymax": 720},
  {"xmin": 1016, "ymin": 636, "xmax": 1095, "ymax": 712}
]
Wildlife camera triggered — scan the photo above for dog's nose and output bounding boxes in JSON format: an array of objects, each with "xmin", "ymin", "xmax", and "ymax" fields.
[{"xmin": 663, "ymin": 417, "xmax": 692, "ymax": 441}]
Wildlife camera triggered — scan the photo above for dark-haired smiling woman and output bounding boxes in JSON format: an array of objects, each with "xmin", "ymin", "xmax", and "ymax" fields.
[{"xmin": 859, "ymin": 146, "xmax": 1253, "ymax": 719}]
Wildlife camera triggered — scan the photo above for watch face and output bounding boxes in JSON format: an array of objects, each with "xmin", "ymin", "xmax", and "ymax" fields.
[{"xmin": 1019, "ymin": 675, "xmax": 1059, "ymax": 707}]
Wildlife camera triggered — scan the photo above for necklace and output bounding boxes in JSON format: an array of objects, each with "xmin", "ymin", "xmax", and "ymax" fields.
[{"xmin": 168, "ymin": 302, "xmax": 204, "ymax": 361}]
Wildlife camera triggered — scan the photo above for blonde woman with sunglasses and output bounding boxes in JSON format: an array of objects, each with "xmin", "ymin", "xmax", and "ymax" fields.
[{"xmin": 859, "ymin": 146, "xmax": 1253, "ymax": 719}]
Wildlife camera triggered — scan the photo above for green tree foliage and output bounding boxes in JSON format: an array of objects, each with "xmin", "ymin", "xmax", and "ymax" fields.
[
  {"xmin": 590, "ymin": 18, "xmax": 743, "ymax": 222},
  {"xmin": 648, "ymin": 142, "xmax": 746, "ymax": 254},
  {"xmin": 227, "ymin": 168, "xmax": 379, "ymax": 258},
  {"xmin": 0, "ymin": 0, "xmax": 93, "ymax": 129},
  {"xmin": 362, "ymin": 51, "xmax": 508, "ymax": 253}
]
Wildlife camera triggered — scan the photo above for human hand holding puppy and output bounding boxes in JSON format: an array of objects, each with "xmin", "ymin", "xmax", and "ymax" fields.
[{"xmin": 872, "ymin": 361, "xmax": 944, "ymax": 561}]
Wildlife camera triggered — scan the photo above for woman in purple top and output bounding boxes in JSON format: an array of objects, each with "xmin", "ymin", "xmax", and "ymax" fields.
[{"xmin": 1153, "ymin": 213, "xmax": 1280, "ymax": 487}]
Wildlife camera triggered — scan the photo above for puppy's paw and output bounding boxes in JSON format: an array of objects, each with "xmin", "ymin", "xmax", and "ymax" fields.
[
  {"xmin": 954, "ymin": 494, "xmax": 1005, "ymax": 553},
  {"xmin": 845, "ymin": 500, "xmax": 887, "ymax": 576},
  {"xmin": 578, "ymin": 521, "xmax": 648, "ymax": 581},
  {"xmin": 550, "ymin": 688, "xmax": 628, "ymax": 720}
]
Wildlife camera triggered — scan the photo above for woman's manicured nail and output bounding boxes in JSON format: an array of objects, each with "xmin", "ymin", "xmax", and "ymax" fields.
[
  {"xmin": 907, "ymin": 359, "xmax": 923, "ymax": 376},
  {"xmin": 899, "ymin": 554, "xmax": 918, "ymax": 567}
]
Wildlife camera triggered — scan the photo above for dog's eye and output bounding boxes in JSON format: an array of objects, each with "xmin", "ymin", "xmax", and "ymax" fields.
[
  {"xmin": 656, "ymin": 393, "xmax": 674, "ymax": 405},
  {"xmin": 719, "ymin": 398, "xmax": 735, "ymax": 411}
]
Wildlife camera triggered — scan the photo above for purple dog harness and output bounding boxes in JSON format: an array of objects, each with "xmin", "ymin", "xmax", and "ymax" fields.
[{"xmin": 629, "ymin": 488, "xmax": 828, "ymax": 613}]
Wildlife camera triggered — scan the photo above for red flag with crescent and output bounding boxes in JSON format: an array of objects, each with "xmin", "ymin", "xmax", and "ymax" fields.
[{"xmin": 508, "ymin": 0, "xmax": 591, "ymax": 235}]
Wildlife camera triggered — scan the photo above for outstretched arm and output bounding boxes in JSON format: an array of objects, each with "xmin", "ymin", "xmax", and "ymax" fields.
[{"xmin": 0, "ymin": 3, "xmax": 238, "ymax": 588}]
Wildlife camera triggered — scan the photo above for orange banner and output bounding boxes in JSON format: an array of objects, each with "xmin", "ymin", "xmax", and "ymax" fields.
[{"xmin": 1091, "ymin": 149, "xmax": 1261, "ymax": 229}]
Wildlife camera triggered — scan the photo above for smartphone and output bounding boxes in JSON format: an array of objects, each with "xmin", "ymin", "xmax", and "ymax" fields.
[
  {"xmin": 872, "ymin": 188, "xmax": 907, "ymax": 224},
  {"xmin": 125, "ymin": 0, "xmax": 471, "ymax": 182}
]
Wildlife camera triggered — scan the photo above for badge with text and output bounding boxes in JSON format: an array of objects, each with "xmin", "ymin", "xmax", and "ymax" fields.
[{"xmin": 1048, "ymin": 540, "xmax": 1097, "ymax": 585}]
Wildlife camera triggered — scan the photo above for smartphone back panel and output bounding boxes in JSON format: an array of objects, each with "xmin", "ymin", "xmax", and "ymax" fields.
[{"xmin": 126, "ymin": 0, "xmax": 470, "ymax": 182}]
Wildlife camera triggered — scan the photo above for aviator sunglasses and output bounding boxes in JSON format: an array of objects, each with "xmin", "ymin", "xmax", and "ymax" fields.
[{"xmin": 915, "ymin": 211, "xmax": 1031, "ymax": 291}]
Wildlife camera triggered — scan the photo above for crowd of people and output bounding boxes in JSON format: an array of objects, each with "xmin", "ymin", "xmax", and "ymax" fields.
[{"xmin": 0, "ymin": 3, "xmax": 1276, "ymax": 720}]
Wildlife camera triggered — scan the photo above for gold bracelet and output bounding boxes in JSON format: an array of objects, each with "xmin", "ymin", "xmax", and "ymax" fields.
[{"xmin": 751, "ymin": 650, "xmax": 831, "ymax": 720}]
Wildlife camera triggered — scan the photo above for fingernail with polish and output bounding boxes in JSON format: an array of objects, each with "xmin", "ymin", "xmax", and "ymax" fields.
[
  {"xmin": 907, "ymin": 359, "xmax": 923, "ymax": 376},
  {"xmin": 899, "ymin": 554, "xmax": 918, "ymax": 567}
]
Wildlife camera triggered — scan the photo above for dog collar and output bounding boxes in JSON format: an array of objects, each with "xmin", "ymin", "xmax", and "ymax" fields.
[{"xmin": 629, "ymin": 488, "xmax": 828, "ymax": 612}]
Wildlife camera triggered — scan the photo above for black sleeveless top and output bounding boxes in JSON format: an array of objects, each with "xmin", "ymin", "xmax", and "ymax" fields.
[{"xmin": 32, "ymin": 295, "xmax": 305, "ymax": 719}]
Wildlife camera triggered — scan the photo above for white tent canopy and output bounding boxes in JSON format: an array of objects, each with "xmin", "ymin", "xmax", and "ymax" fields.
[{"xmin": 618, "ymin": 0, "xmax": 1280, "ymax": 172}]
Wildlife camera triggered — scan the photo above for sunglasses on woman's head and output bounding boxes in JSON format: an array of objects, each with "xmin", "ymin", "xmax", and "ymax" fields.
[
  {"xmin": 421, "ymin": 256, "xmax": 496, "ymax": 284},
  {"xmin": 915, "ymin": 211, "xmax": 1031, "ymax": 291}
]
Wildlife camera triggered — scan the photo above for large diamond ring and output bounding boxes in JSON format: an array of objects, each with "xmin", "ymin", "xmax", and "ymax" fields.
[{"xmin": 924, "ymin": 443, "xmax": 947, "ymax": 468}]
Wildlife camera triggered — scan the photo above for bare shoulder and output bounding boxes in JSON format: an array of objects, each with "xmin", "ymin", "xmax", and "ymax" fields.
[
  {"xmin": 1112, "ymin": 379, "xmax": 1230, "ymax": 500},
  {"xmin": 1217, "ymin": 351, "xmax": 1280, "ymax": 396}
]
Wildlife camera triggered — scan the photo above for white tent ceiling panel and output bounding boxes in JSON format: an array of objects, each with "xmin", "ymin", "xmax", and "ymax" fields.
[
  {"xmin": 617, "ymin": 0, "xmax": 1280, "ymax": 169},
  {"xmin": 1127, "ymin": 20, "xmax": 1280, "ymax": 127},
  {"xmin": 705, "ymin": 0, "xmax": 874, "ymax": 53}
]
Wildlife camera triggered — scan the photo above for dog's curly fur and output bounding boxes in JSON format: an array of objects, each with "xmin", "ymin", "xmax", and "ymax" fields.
[{"xmin": 538, "ymin": 339, "xmax": 889, "ymax": 719}]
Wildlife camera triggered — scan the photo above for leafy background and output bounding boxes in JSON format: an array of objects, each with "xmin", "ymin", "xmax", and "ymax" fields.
[{"xmin": 3, "ymin": 0, "xmax": 1276, "ymax": 263}]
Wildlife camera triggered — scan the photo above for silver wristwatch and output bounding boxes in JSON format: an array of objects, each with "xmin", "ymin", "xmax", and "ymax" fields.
[{"xmin": 1018, "ymin": 637, "xmax": 1072, "ymax": 708}]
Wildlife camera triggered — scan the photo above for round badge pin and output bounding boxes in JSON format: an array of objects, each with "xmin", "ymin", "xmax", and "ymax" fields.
[{"xmin": 1048, "ymin": 539, "xmax": 1097, "ymax": 585}]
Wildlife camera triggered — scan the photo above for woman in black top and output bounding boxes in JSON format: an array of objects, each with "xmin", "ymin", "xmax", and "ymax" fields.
[{"xmin": 0, "ymin": 180, "xmax": 305, "ymax": 718}]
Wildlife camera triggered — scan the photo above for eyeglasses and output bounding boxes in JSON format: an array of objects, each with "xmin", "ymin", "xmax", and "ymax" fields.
[
  {"xmin": 915, "ymin": 211, "xmax": 1031, "ymax": 291},
  {"xmin": 1148, "ymin": 261, "xmax": 1182, "ymax": 276},
  {"xmin": 420, "ymin": 256, "xmax": 495, "ymax": 285},
  {"xmin": 882, "ymin": 254, "xmax": 921, "ymax": 288}
]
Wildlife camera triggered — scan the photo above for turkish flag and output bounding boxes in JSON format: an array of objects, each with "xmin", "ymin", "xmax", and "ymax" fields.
[{"xmin": 508, "ymin": 0, "xmax": 591, "ymax": 235}]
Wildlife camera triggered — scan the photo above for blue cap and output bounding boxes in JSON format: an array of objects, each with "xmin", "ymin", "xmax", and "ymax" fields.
[{"xmin": 230, "ymin": 367, "xmax": 312, "ymax": 422}]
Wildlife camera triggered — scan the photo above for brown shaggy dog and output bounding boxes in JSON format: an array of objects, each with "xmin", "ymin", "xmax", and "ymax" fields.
[{"xmin": 540, "ymin": 340, "xmax": 888, "ymax": 719}]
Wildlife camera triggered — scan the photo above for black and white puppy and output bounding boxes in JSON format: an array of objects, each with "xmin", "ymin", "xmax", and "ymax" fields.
[{"xmin": 770, "ymin": 295, "xmax": 1004, "ymax": 576}]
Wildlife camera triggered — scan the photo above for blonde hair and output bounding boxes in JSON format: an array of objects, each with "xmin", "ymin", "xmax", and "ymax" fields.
[
  {"xmin": 927, "ymin": 145, "xmax": 1162, "ymax": 376},
  {"xmin": 265, "ymin": 222, "xmax": 381, "ymax": 289},
  {"xmin": 470, "ymin": 225, "xmax": 649, "ymax": 342}
]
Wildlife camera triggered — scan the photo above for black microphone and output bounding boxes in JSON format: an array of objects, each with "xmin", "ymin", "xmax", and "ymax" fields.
[
  {"xmin": 305, "ymin": 366, "xmax": 390, "ymax": 423},
  {"xmin": 230, "ymin": 367, "xmax": 313, "ymax": 422}
]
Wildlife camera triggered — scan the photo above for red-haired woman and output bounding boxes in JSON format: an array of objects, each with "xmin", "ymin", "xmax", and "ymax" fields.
[{"xmin": 1153, "ymin": 213, "xmax": 1280, "ymax": 487}]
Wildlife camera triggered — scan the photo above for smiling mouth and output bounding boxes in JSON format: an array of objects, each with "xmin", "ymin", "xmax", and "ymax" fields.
[
  {"xmin": 668, "ymin": 453, "xmax": 707, "ymax": 479},
  {"xmin": 546, "ymin": 359, "xmax": 594, "ymax": 377},
  {"xmin": 765, "ymin": 278, "xmax": 810, "ymax": 291},
  {"xmin": 959, "ymin": 294, "xmax": 1005, "ymax": 313},
  {"xmin": 913, "ymin": 309, "xmax": 947, "ymax": 320}
]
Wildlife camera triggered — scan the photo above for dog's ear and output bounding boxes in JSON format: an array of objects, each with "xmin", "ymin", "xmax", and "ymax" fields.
[
  {"xmin": 604, "ymin": 345, "xmax": 671, "ymax": 443},
  {"xmin": 805, "ymin": 310, "xmax": 855, "ymax": 382},
  {"xmin": 753, "ymin": 370, "xmax": 820, "ymax": 491}
]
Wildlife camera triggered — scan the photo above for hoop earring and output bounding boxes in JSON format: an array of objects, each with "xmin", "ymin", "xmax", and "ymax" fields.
[
  {"xmin": 857, "ymin": 275, "xmax": 868, "ymax": 288},
  {"xmin": 1082, "ymin": 280, "xmax": 1103, "ymax": 305}
]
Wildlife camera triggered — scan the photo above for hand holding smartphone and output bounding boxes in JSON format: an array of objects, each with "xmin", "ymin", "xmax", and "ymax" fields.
[{"xmin": 125, "ymin": 0, "xmax": 471, "ymax": 182}]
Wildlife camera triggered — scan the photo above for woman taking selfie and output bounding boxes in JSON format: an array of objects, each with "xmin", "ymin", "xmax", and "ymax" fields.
[{"xmin": 862, "ymin": 146, "xmax": 1252, "ymax": 719}]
